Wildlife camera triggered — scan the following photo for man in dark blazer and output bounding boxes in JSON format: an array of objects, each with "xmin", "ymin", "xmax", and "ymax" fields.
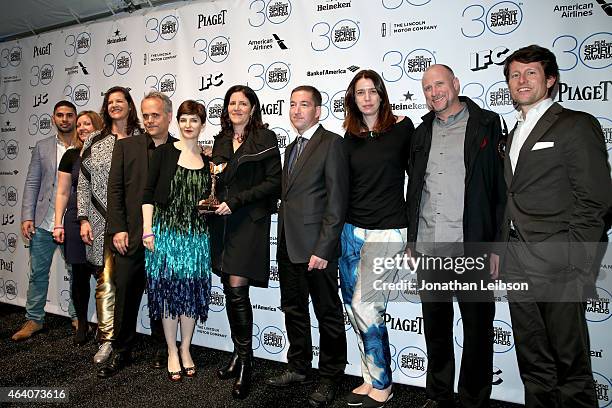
[
  {"xmin": 501, "ymin": 45, "xmax": 611, "ymax": 408},
  {"xmin": 265, "ymin": 86, "xmax": 348, "ymax": 407},
  {"xmin": 99, "ymin": 92, "xmax": 177, "ymax": 378},
  {"xmin": 406, "ymin": 65, "xmax": 506, "ymax": 408}
]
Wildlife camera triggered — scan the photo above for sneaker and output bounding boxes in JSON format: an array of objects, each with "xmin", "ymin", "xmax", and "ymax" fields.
[
  {"xmin": 11, "ymin": 320, "xmax": 47, "ymax": 341},
  {"xmin": 94, "ymin": 342, "xmax": 113, "ymax": 364}
]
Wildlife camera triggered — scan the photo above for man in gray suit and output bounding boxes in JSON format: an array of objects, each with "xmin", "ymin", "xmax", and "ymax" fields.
[
  {"xmin": 266, "ymin": 86, "xmax": 348, "ymax": 407},
  {"xmin": 501, "ymin": 45, "xmax": 612, "ymax": 408},
  {"xmin": 13, "ymin": 100, "xmax": 77, "ymax": 341}
]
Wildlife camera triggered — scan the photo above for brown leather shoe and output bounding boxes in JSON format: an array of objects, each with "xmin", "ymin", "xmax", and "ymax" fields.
[{"xmin": 11, "ymin": 320, "xmax": 46, "ymax": 341}]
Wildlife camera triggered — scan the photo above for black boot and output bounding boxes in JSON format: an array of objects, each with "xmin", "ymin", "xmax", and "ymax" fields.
[
  {"xmin": 224, "ymin": 285, "xmax": 253, "ymax": 399},
  {"xmin": 73, "ymin": 319, "xmax": 89, "ymax": 346},
  {"xmin": 232, "ymin": 359, "xmax": 252, "ymax": 400},
  {"xmin": 217, "ymin": 351, "xmax": 239, "ymax": 379}
]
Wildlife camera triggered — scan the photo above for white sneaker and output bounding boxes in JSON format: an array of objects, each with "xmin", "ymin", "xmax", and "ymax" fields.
[{"xmin": 94, "ymin": 342, "xmax": 113, "ymax": 364}]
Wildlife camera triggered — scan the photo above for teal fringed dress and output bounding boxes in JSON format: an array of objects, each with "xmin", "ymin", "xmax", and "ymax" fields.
[{"xmin": 146, "ymin": 165, "xmax": 212, "ymax": 322}]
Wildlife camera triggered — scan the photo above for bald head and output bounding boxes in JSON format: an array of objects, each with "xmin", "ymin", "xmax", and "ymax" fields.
[{"xmin": 421, "ymin": 64, "xmax": 462, "ymax": 121}]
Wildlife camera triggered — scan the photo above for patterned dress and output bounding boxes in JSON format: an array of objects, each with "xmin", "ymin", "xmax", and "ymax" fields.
[
  {"xmin": 77, "ymin": 129, "xmax": 141, "ymax": 266},
  {"xmin": 146, "ymin": 165, "xmax": 212, "ymax": 322}
]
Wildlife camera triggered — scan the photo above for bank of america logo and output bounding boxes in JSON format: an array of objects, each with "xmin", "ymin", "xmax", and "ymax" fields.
[{"xmin": 347, "ymin": 65, "xmax": 359, "ymax": 72}]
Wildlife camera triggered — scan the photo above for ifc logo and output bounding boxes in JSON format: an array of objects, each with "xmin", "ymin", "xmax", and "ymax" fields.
[
  {"xmin": 209, "ymin": 285, "xmax": 226, "ymax": 312},
  {"xmin": 586, "ymin": 287, "xmax": 611, "ymax": 323},
  {"xmin": 261, "ymin": 325, "xmax": 286, "ymax": 354},
  {"xmin": 397, "ymin": 346, "xmax": 427, "ymax": 378}
]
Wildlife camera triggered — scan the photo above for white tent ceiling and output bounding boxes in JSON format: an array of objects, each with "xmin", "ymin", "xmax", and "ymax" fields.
[{"xmin": 0, "ymin": 0, "xmax": 188, "ymax": 42}]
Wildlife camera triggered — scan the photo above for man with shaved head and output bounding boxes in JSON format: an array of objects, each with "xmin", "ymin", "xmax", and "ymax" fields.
[{"xmin": 406, "ymin": 64, "xmax": 507, "ymax": 408}]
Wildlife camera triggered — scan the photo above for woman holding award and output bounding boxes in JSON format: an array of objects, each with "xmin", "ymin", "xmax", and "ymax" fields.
[
  {"xmin": 205, "ymin": 85, "xmax": 281, "ymax": 399},
  {"xmin": 339, "ymin": 69, "xmax": 414, "ymax": 407},
  {"xmin": 142, "ymin": 100, "xmax": 212, "ymax": 382}
]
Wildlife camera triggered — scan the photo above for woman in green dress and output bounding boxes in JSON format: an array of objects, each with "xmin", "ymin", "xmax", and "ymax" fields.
[{"xmin": 142, "ymin": 100, "xmax": 211, "ymax": 382}]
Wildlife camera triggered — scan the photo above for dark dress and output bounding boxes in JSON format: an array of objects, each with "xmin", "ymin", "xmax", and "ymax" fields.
[
  {"xmin": 58, "ymin": 148, "xmax": 86, "ymax": 264},
  {"xmin": 208, "ymin": 128, "xmax": 282, "ymax": 287}
]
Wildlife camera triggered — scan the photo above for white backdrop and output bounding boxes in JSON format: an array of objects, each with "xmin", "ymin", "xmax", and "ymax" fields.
[{"xmin": 0, "ymin": 0, "xmax": 611, "ymax": 405}]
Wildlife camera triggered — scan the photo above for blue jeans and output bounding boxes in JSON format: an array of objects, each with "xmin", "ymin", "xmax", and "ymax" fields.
[{"xmin": 25, "ymin": 228, "xmax": 60, "ymax": 323}]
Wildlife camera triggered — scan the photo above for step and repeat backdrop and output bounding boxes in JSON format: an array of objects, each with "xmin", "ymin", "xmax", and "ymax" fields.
[{"xmin": 0, "ymin": 0, "xmax": 611, "ymax": 404}]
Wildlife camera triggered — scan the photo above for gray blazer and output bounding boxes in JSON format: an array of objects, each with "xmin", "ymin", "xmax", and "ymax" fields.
[
  {"xmin": 278, "ymin": 124, "xmax": 349, "ymax": 263},
  {"xmin": 21, "ymin": 135, "xmax": 58, "ymax": 227}
]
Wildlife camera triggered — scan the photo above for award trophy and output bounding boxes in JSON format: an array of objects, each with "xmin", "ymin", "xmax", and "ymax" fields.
[{"xmin": 197, "ymin": 162, "xmax": 227, "ymax": 214}]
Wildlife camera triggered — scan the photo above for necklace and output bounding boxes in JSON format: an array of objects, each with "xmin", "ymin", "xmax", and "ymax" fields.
[{"xmin": 233, "ymin": 132, "xmax": 244, "ymax": 143}]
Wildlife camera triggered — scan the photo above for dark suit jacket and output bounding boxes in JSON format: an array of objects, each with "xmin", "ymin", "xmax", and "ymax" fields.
[
  {"xmin": 278, "ymin": 124, "xmax": 349, "ymax": 264},
  {"xmin": 106, "ymin": 133, "xmax": 176, "ymax": 257},
  {"xmin": 502, "ymin": 102, "xmax": 612, "ymax": 281},
  {"xmin": 407, "ymin": 96, "xmax": 507, "ymax": 254}
]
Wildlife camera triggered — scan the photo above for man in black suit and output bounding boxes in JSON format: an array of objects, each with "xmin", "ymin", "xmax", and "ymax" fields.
[
  {"xmin": 501, "ymin": 45, "xmax": 611, "ymax": 408},
  {"xmin": 406, "ymin": 64, "xmax": 506, "ymax": 408},
  {"xmin": 98, "ymin": 91, "xmax": 177, "ymax": 378},
  {"xmin": 265, "ymin": 86, "xmax": 348, "ymax": 407}
]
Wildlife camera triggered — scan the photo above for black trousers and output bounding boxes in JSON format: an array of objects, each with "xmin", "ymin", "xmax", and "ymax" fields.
[
  {"xmin": 277, "ymin": 231, "xmax": 347, "ymax": 382},
  {"xmin": 504, "ymin": 237, "xmax": 597, "ymax": 408},
  {"xmin": 418, "ymin": 255, "xmax": 495, "ymax": 408},
  {"xmin": 111, "ymin": 248, "xmax": 164, "ymax": 354}
]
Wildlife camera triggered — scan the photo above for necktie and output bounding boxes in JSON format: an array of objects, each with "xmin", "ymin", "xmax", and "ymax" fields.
[{"xmin": 289, "ymin": 136, "xmax": 305, "ymax": 173}]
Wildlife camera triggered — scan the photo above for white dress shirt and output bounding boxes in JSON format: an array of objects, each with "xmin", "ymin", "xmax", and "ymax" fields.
[{"xmin": 509, "ymin": 98, "xmax": 554, "ymax": 173}]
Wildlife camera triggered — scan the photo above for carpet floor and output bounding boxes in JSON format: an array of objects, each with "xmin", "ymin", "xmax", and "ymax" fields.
[{"xmin": 0, "ymin": 303, "xmax": 522, "ymax": 407}]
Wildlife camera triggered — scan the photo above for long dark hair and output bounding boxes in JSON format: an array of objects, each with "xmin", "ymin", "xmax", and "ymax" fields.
[
  {"xmin": 100, "ymin": 86, "xmax": 142, "ymax": 136},
  {"xmin": 343, "ymin": 69, "xmax": 396, "ymax": 137},
  {"xmin": 217, "ymin": 85, "xmax": 267, "ymax": 140}
]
